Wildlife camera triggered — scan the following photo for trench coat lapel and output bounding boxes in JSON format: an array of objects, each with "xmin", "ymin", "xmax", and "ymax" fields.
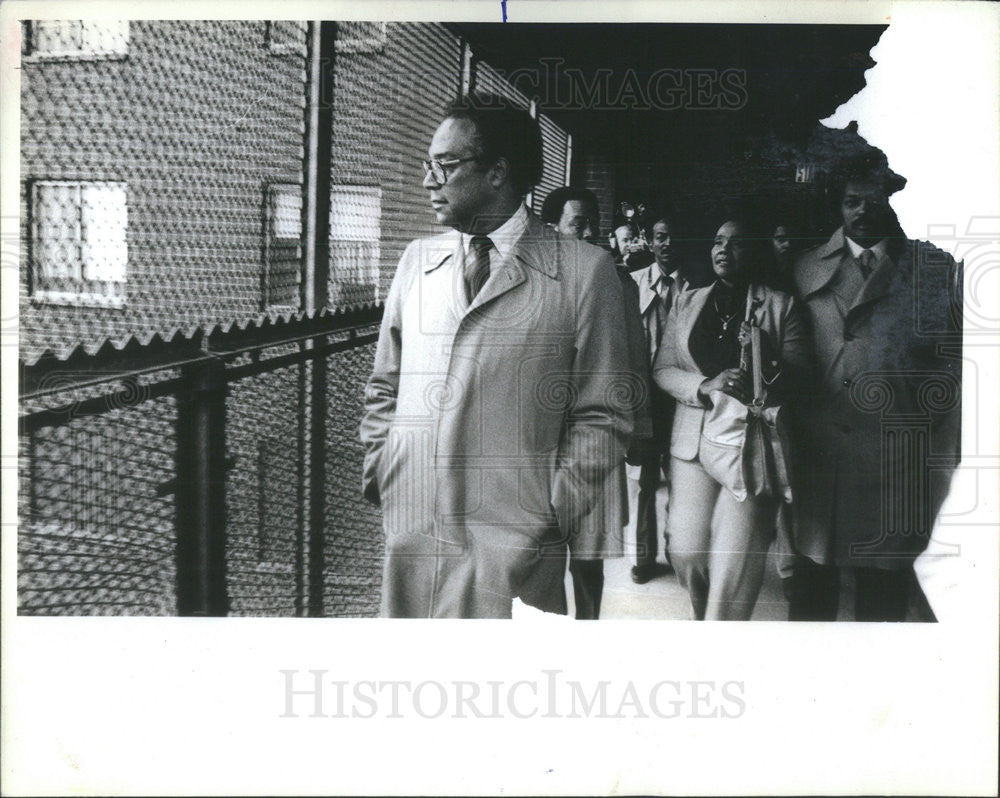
[
  {"xmin": 636, "ymin": 266, "xmax": 658, "ymax": 316},
  {"xmin": 847, "ymin": 250, "xmax": 895, "ymax": 317},
  {"xmin": 465, "ymin": 214, "xmax": 555, "ymax": 314},
  {"xmin": 467, "ymin": 252, "xmax": 527, "ymax": 313},
  {"xmin": 797, "ymin": 228, "xmax": 845, "ymax": 299},
  {"xmin": 422, "ymin": 234, "xmax": 461, "ymax": 275},
  {"xmin": 679, "ymin": 285, "xmax": 712, "ymax": 373}
]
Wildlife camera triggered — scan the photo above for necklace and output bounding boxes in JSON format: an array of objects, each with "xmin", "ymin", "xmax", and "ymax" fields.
[{"xmin": 712, "ymin": 296, "xmax": 738, "ymax": 339}]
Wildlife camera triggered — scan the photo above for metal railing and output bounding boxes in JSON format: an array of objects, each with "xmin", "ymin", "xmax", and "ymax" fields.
[{"xmin": 18, "ymin": 308, "xmax": 384, "ymax": 616}]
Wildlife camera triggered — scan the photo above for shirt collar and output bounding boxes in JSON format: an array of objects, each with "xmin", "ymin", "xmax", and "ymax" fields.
[
  {"xmin": 460, "ymin": 203, "xmax": 529, "ymax": 264},
  {"xmin": 845, "ymin": 235, "xmax": 889, "ymax": 261},
  {"xmin": 652, "ymin": 265, "xmax": 683, "ymax": 294}
]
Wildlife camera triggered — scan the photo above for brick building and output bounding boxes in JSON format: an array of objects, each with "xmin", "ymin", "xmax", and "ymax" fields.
[
  {"xmin": 18, "ymin": 20, "xmax": 886, "ymax": 617},
  {"xmin": 17, "ymin": 20, "xmax": 575, "ymax": 616}
]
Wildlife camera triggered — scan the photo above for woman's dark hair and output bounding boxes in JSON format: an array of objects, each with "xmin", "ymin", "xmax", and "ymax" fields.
[
  {"xmin": 712, "ymin": 217, "xmax": 766, "ymax": 285},
  {"xmin": 443, "ymin": 94, "xmax": 544, "ymax": 196}
]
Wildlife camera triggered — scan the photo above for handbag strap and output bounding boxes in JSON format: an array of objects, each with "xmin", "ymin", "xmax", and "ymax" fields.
[
  {"xmin": 750, "ymin": 325, "xmax": 765, "ymax": 408},
  {"xmin": 742, "ymin": 287, "xmax": 766, "ymax": 409}
]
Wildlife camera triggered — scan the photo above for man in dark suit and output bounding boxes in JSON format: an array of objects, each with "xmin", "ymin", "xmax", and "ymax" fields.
[
  {"xmin": 360, "ymin": 95, "xmax": 632, "ymax": 618},
  {"xmin": 789, "ymin": 150, "xmax": 962, "ymax": 621},
  {"xmin": 541, "ymin": 185, "xmax": 652, "ymax": 618},
  {"xmin": 627, "ymin": 214, "xmax": 687, "ymax": 584}
]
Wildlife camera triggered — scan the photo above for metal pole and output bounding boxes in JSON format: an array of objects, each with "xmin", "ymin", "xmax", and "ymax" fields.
[
  {"xmin": 175, "ymin": 360, "xmax": 228, "ymax": 616},
  {"xmin": 303, "ymin": 21, "xmax": 337, "ymax": 616},
  {"xmin": 302, "ymin": 22, "xmax": 321, "ymax": 315},
  {"xmin": 564, "ymin": 133, "xmax": 573, "ymax": 185}
]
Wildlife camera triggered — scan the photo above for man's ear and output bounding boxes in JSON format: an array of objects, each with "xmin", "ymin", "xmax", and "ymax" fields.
[{"xmin": 488, "ymin": 157, "xmax": 511, "ymax": 188}]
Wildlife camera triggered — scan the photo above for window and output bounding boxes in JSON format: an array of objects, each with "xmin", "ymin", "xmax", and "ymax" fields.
[
  {"xmin": 24, "ymin": 20, "xmax": 129, "ymax": 60},
  {"xmin": 330, "ymin": 186, "xmax": 382, "ymax": 305},
  {"xmin": 264, "ymin": 184, "xmax": 303, "ymax": 311},
  {"xmin": 31, "ymin": 181, "xmax": 127, "ymax": 306},
  {"xmin": 265, "ymin": 21, "xmax": 307, "ymax": 56},
  {"xmin": 335, "ymin": 22, "xmax": 387, "ymax": 54}
]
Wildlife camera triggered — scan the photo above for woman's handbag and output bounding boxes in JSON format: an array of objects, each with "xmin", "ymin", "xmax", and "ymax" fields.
[{"xmin": 698, "ymin": 301, "xmax": 794, "ymax": 503}]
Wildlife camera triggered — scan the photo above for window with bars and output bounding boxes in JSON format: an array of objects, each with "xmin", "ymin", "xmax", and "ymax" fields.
[
  {"xmin": 263, "ymin": 183, "xmax": 303, "ymax": 312},
  {"xmin": 30, "ymin": 181, "xmax": 128, "ymax": 306},
  {"xmin": 23, "ymin": 20, "xmax": 130, "ymax": 60},
  {"xmin": 330, "ymin": 186, "xmax": 382, "ymax": 306}
]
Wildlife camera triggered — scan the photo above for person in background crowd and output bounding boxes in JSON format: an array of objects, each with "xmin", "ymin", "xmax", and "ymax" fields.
[
  {"xmin": 612, "ymin": 222, "xmax": 654, "ymax": 271},
  {"xmin": 788, "ymin": 151, "xmax": 961, "ymax": 621},
  {"xmin": 653, "ymin": 218, "xmax": 810, "ymax": 620},
  {"xmin": 766, "ymin": 219, "xmax": 801, "ymax": 595},
  {"xmin": 627, "ymin": 213, "xmax": 688, "ymax": 584},
  {"xmin": 542, "ymin": 185, "xmax": 652, "ymax": 618},
  {"xmin": 541, "ymin": 185, "xmax": 601, "ymax": 244},
  {"xmin": 767, "ymin": 222, "xmax": 798, "ymax": 294},
  {"xmin": 360, "ymin": 95, "xmax": 632, "ymax": 618}
]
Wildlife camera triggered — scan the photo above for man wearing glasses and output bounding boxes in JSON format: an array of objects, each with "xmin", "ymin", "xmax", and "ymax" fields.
[{"xmin": 360, "ymin": 94, "xmax": 632, "ymax": 618}]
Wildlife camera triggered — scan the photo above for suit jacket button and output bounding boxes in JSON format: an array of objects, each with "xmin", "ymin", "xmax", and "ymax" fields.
[{"xmin": 842, "ymin": 378, "xmax": 852, "ymax": 388}]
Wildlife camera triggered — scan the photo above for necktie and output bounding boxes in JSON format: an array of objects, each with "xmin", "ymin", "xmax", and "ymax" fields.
[
  {"xmin": 661, "ymin": 275, "xmax": 674, "ymax": 315},
  {"xmin": 465, "ymin": 235, "xmax": 493, "ymax": 304},
  {"xmin": 858, "ymin": 249, "xmax": 875, "ymax": 280}
]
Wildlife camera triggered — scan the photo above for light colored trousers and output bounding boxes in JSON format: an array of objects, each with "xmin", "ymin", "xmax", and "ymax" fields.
[{"xmin": 667, "ymin": 456, "xmax": 777, "ymax": 620}]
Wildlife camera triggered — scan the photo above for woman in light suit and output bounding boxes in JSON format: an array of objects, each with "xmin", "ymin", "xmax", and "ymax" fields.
[{"xmin": 653, "ymin": 219, "xmax": 811, "ymax": 620}]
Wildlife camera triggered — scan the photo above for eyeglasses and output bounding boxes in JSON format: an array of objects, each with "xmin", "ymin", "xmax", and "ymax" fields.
[{"xmin": 421, "ymin": 157, "xmax": 478, "ymax": 185}]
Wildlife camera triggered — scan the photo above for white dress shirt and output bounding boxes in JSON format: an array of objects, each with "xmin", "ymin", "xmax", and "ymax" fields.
[{"xmin": 844, "ymin": 235, "xmax": 889, "ymax": 277}]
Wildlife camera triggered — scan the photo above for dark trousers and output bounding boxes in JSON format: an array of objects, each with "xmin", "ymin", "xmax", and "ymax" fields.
[
  {"xmin": 787, "ymin": 556, "xmax": 936, "ymax": 622},
  {"xmin": 569, "ymin": 559, "xmax": 604, "ymax": 620},
  {"xmin": 635, "ymin": 449, "xmax": 665, "ymax": 567}
]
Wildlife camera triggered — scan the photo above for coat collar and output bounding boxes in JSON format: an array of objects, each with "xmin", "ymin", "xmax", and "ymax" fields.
[
  {"xmin": 423, "ymin": 232, "xmax": 463, "ymax": 274},
  {"xmin": 421, "ymin": 212, "xmax": 559, "ymax": 280},
  {"xmin": 467, "ymin": 213, "xmax": 564, "ymax": 312},
  {"xmin": 635, "ymin": 264, "xmax": 681, "ymax": 314},
  {"xmin": 796, "ymin": 227, "xmax": 849, "ymax": 297},
  {"xmin": 795, "ymin": 227, "xmax": 902, "ymax": 313},
  {"xmin": 686, "ymin": 281, "xmax": 770, "ymax": 324},
  {"xmin": 847, "ymin": 245, "xmax": 899, "ymax": 315},
  {"xmin": 509, "ymin": 212, "xmax": 561, "ymax": 279}
]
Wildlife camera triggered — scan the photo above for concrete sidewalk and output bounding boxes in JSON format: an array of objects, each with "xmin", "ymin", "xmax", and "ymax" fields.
[{"xmin": 569, "ymin": 549, "xmax": 794, "ymax": 621}]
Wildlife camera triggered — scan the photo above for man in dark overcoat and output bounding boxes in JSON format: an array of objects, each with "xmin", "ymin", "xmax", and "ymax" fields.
[{"xmin": 789, "ymin": 151, "xmax": 962, "ymax": 621}]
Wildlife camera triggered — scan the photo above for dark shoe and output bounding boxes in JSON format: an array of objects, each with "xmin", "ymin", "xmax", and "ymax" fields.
[
  {"xmin": 631, "ymin": 565, "xmax": 651, "ymax": 584},
  {"xmin": 631, "ymin": 561, "xmax": 670, "ymax": 584}
]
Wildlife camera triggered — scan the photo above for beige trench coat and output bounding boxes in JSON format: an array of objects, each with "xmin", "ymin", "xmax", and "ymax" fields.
[
  {"xmin": 360, "ymin": 213, "xmax": 632, "ymax": 617},
  {"xmin": 791, "ymin": 228, "xmax": 962, "ymax": 569}
]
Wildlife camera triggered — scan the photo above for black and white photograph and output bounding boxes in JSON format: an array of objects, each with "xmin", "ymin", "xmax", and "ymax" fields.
[{"xmin": 2, "ymin": 1, "xmax": 998, "ymax": 795}]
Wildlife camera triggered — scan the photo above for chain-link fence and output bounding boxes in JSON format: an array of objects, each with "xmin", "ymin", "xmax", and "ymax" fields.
[
  {"xmin": 19, "ymin": 312, "xmax": 383, "ymax": 616},
  {"xmin": 17, "ymin": 19, "xmax": 575, "ymax": 616},
  {"xmin": 19, "ymin": 383, "xmax": 178, "ymax": 615}
]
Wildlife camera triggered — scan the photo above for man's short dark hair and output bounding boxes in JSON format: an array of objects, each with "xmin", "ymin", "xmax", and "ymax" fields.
[
  {"xmin": 540, "ymin": 186, "xmax": 600, "ymax": 226},
  {"xmin": 645, "ymin": 212, "xmax": 677, "ymax": 238},
  {"xmin": 443, "ymin": 94, "xmax": 543, "ymax": 196},
  {"xmin": 827, "ymin": 149, "xmax": 907, "ymax": 205}
]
